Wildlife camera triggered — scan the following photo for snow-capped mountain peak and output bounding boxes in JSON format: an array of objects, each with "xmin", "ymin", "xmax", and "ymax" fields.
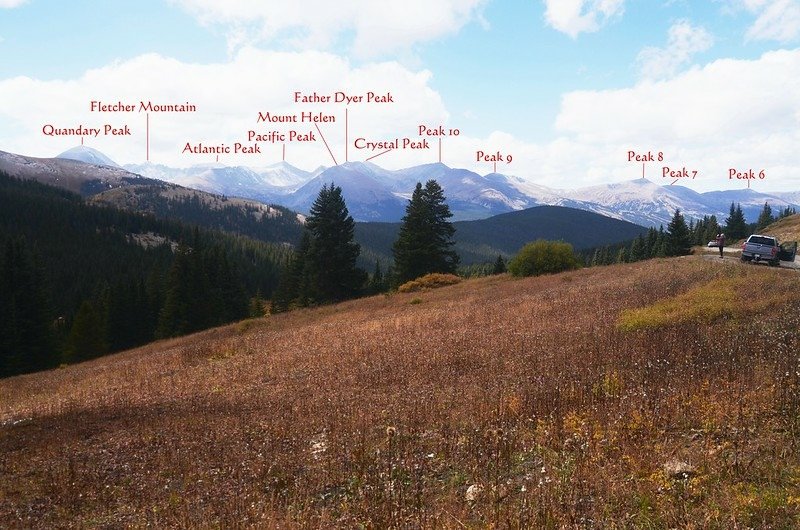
[{"xmin": 57, "ymin": 146, "xmax": 120, "ymax": 168}]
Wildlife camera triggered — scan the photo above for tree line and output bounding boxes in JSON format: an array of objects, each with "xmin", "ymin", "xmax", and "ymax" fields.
[{"xmin": 583, "ymin": 201, "xmax": 796, "ymax": 267}]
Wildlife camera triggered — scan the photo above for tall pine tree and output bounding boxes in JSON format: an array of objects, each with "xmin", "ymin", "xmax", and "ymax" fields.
[
  {"xmin": 393, "ymin": 180, "xmax": 459, "ymax": 284},
  {"xmin": 725, "ymin": 202, "xmax": 748, "ymax": 240},
  {"xmin": 756, "ymin": 202, "xmax": 774, "ymax": 230},
  {"xmin": 303, "ymin": 184, "xmax": 365, "ymax": 304},
  {"xmin": 64, "ymin": 300, "xmax": 108, "ymax": 363},
  {"xmin": 666, "ymin": 209, "xmax": 692, "ymax": 256},
  {"xmin": 271, "ymin": 231, "xmax": 311, "ymax": 313}
]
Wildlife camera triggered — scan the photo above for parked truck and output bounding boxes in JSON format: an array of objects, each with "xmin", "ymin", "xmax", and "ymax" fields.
[{"xmin": 740, "ymin": 234, "xmax": 797, "ymax": 266}]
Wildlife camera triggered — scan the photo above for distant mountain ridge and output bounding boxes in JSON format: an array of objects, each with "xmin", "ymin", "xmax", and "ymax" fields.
[
  {"xmin": 116, "ymin": 151, "xmax": 799, "ymax": 227},
  {"xmin": 3, "ymin": 146, "xmax": 798, "ymax": 227}
]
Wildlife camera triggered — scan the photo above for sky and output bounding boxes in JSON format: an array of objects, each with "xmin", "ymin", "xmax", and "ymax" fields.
[{"xmin": 1, "ymin": 0, "xmax": 799, "ymax": 192}]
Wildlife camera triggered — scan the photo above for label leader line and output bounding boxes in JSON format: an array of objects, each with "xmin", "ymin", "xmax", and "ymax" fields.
[{"xmin": 315, "ymin": 123, "xmax": 338, "ymax": 166}]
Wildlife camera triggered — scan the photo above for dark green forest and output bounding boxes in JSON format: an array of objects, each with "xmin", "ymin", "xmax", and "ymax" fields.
[{"xmin": 0, "ymin": 173, "xmax": 289, "ymax": 377}]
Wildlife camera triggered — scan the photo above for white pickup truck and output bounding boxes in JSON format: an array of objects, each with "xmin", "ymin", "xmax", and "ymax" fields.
[{"xmin": 740, "ymin": 234, "xmax": 797, "ymax": 266}]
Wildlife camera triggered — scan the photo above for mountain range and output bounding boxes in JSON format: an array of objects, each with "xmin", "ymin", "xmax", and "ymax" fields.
[
  {"xmin": 119, "ymin": 147, "xmax": 799, "ymax": 226},
  {"xmin": 2, "ymin": 146, "xmax": 798, "ymax": 228},
  {"xmin": 0, "ymin": 147, "xmax": 647, "ymax": 268}
]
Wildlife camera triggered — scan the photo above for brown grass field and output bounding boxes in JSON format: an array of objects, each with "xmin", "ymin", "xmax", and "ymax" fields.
[{"xmin": 2, "ymin": 255, "xmax": 800, "ymax": 528}]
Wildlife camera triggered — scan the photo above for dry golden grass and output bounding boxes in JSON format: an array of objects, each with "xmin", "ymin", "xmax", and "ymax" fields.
[{"xmin": 2, "ymin": 256, "xmax": 800, "ymax": 528}]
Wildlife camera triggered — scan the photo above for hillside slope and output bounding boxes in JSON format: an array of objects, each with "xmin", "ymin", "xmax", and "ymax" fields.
[
  {"xmin": 3, "ymin": 256, "xmax": 800, "ymax": 527},
  {"xmin": 0, "ymin": 172, "xmax": 290, "ymax": 377},
  {"xmin": 762, "ymin": 213, "xmax": 800, "ymax": 242}
]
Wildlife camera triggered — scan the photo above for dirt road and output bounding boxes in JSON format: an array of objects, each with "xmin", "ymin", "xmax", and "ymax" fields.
[{"xmin": 700, "ymin": 246, "xmax": 799, "ymax": 270}]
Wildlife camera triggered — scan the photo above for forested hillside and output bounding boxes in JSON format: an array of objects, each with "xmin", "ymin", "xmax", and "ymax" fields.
[
  {"xmin": 356, "ymin": 205, "xmax": 647, "ymax": 266},
  {"xmin": 0, "ymin": 173, "xmax": 289, "ymax": 377},
  {"xmin": 90, "ymin": 183, "xmax": 304, "ymax": 245}
]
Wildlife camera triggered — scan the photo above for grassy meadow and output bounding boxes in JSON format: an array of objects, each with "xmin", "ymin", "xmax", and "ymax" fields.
[{"xmin": 2, "ymin": 255, "xmax": 800, "ymax": 528}]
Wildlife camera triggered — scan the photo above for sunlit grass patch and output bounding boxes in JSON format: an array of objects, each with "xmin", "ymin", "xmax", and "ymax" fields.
[
  {"xmin": 618, "ymin": 267, "xmax": 800, "ymax": 332},
  {"xmin": 618, "ymin": 278, "xmax": 739, "ymax": 331}
]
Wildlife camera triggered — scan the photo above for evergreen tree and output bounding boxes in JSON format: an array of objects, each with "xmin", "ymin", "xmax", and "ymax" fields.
[
  {"xmin": 249, "ymin": 292, "xmax": 266, "ymax": 317},
  {"xmin": 654, "ymin": 227, "xmax": 667, "ymax": 258},
  {"xmin": 492, "ymin": 254, "xmax": 507, "ymax": 274},
  {"xmin": 393, "ymin": 180, "xmax": 459, "ymax": 284},
  {"xmin": 592, "ymin": 246, "xmax": 610, "ymax": 265},
  {"xmin": 666, "ymin": 209, "xmax": 692, "ymax": 256},
  {"xmin": 304, "ymin": 184, "xmax": 365, "ymax": 304},
  {"xmin": 629, "ymin": 234, "xmax": 645, "ymax": 262},
  {"xmin": 691, "ymin": 217, "xmax": 705, "ymax": 245},
  {"xmin": 156, "ymin": 244, "xmax": 194, "ymax": 337},
  {"xmin": 645, "ymin": 227, "xmax": 659, "ymax": 258},
  {"xmin": 271, "ymin": 230, "xmax": 311, "ymax": 313},
  {"xmin": 655, "ymin": 240, "xmax": 667, "ymax": 258},
  {"xmin": 368, "ymin": 260, "xmax": 386, "ymax": 294},
  {"xmin": 702, "ymin": 215, "xmax": 720, "ymax": 244},
  {"xmin": 756, "ymin": 202, "xmax": 774, "ymax": 230},
  {"xmin": 725, "ymin": 202, "xmax": 748, "ymax": 240},
  {"xmin": 65, "ymin": 300, "xmax": 107, "ymax": 363}
]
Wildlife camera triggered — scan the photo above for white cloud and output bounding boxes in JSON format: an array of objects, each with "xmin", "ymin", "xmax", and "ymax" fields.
[
  {"xmin": 1, "ymin": 48, "xmax": 799, "ymax": 193},
  {"xmin": 722, "ymin": 0, "xmax": 800, "ymax": 42},
  {"xmin": 169, "ymin": 0, "xmax": 487, "ymax": 58},
  {"xmin": 636, "ymin": 20, "xmax": 714, "ymax": 80},
  {"xmin": 746, "ymin": 0, "xmax": 800, "ymax": 42},
  {"xmin": 0, "ymin": 48, "xmax": 450, "ymax": 170},
  {"xmin": 0, "ymin": 0, "xmax": 27, "ymax": 7},
  {"xmin": 548, "ymin": 49, "xmax": 800, "ymax": 190},
  {"xmin": 543, "ymin": 0, "xmax": 625, "ymax": 38}
]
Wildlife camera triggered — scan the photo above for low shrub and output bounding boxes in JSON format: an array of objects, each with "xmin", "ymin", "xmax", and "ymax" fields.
[
  {"xmin": 398, "ymin": 273, "xmax": 462, "ymax": 293},
  {"xmin": 508, "ymin": 240, "xmax": 579, "ymax": 277}
]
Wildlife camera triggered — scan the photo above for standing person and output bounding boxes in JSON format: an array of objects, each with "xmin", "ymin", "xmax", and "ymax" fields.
[{"xmin": 716, "ymin": 232, "xmax": 726, "ymax": 258}]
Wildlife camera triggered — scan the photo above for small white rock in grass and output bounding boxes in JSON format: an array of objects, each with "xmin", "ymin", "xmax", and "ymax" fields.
[
  {"xmin": 465, "ymin": 484, "xmax": 482, "ymax": 502},
  {"xmin": 310, "ymin": 432, "xmax": 328, "ymax": 459},
  {"xmin": 664, "ymin": 459, "xmax": 695, "ymax": 480}
]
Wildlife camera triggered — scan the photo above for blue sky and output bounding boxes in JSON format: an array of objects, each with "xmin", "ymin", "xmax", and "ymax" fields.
[{"xmin": 1, "ymin": 0, "xmax": 799, "ymax": 191}]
